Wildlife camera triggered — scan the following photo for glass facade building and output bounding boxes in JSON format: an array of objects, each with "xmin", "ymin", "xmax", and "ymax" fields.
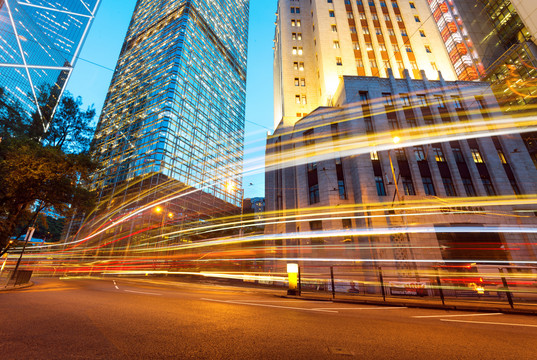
[
  {"xmin": 0, "ymin": 0, "xmax": 99, "ymax": 121},
  {"xmin": 90, "ymin": 0, "xmax": 249, "ymax": 218}
]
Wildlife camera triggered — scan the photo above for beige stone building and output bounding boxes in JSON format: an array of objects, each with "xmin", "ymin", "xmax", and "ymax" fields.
[
  {"xmin": 273, "ymin": 0, "xmax": 458, "ymax": 129},
  {"xmin": 265, "ymin": 72, "xmax": 537, "ymax": 269}
]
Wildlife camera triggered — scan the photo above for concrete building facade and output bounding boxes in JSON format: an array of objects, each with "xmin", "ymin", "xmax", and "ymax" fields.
[
  {"xmin": 265, "ymin": 72, "xmax": 537, "ymax": 268},
  {"xmin": 273, "ymin": 0, "xmax": 458, "ymax": 129}
]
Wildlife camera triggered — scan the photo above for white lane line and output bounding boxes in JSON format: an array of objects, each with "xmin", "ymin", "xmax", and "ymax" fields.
[
  {"xmin": 201, "ymin": 298, "xmax": 338, "ymax": 313},
  {"xmin": 238, "ymin": 300, "xmax": 332, "ymax": 303},
  {"xmin": 124, "ymin": 289, "xmax": 162, "ymax": 296},
  {"xmin": 414, "ymin": 313, "xmax": 503, "ymax": 319},
  {"xmin": 313, "ymin": 307, "xmax": 407, "ymax": 310},
  {"xmin": 113, "ymin": 280, "xmax": 119, "ymax": 290},
  {"xmin": 440, "ymin": 319, "xmax": 537, "ymax": 328}
]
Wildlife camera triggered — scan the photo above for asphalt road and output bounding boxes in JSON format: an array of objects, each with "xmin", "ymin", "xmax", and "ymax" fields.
[{"xmin": 1, "ymin": 278, "xmax": 537, "ymax": 359}]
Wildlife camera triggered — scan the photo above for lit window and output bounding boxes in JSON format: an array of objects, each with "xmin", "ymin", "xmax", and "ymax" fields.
[{"xmin": 471, "ymin": 148, "xmax": 484, "ymax": 163}]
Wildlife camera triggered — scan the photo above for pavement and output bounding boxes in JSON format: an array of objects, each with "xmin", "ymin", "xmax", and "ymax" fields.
[
  {"xmin": 1, "ymin": 277, "xmax": 537, "ymax": 359},
  {"xmin": 285, "ymin": 289, "xmax": 537, "ymax": 315}
]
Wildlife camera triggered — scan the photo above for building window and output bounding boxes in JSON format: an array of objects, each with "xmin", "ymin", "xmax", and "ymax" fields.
[
  {"xmin": 401, "ymin": 94, "xmax": 412, "ymax": 107},
  {"xmin": 309, "ymin": 220, "xmax": 322, "ymax": 231},
  {"xmin": 295, "ymin": 95, "xmax": 301, "ymax": 104},
  {"xmin": 332, "ymin": 25, "xmax": 337, "ymax": 32},
  {"xmin": 294, "ymin": 78, "xmax": 299, "ymax": 86},
  {"xmin": 409, "ymin": 1, "xmax": 416, "ymax": 8},
  {"xmin": 452, "ymin": 147, "xmax": 465, "ymax": 163},
  {"xmin": 402, "ymin": 176, "xmax": 416, "ymax": 195},
  {"xmin": 497, "ymin": 149, "xmax": 507, "ymax": 164},
  {"xmin": 414, "ymin": 15, "xmax": 421, "ymax": 22},
  {"xmin": 471, "ymin": 148, "xmax": 484, "ymax": 163},
  {"xmin": 333, "ymin": 41, "xmax": 340, "ymax": 49},
  {"xmin": 309, "ymin": 184, "xmax": 320, "ymax": 204},
  {"xmin": 307, "ymin": 162, "xmax": 319, "ymax": 205},
  {"xmin": 452, "ymin": 96, "xmax": 464, "ymax": 110},
  {"xmin": 329, "ymin": 10, "xmax": 335, "ymax": 17},
  {"xmin": 432, "ymin": 144, "xmax": 445, "ymax": 162},
  {"xmin": 425, "ymin": 45, "xmax": 431, "ymax": 53},
  {"xmin": 462, "ymin": 178, "xmax": 476, "ymax": 197},
  {"xmin": 394, "ymin": 148, "xmax": 407, "ymax": 161},
  {"xmin": 414, "ymin": 146, "xmax": 426, "ymax": 161},
  {"xmin": 482, "ymin": 178, "xmax": 496, "ymax": 196},
  {"xmin": 422, "ymin": 177, "xmax": 436, "ymax": 196},
  {"xmin": 442, "ymin": 178, "xmax": 456, "ymax": 196},
  {"xmin": 416, "ymin": 94, "xmax": 428, "ymax": 107},
  {"xmin": 371, "ymin": 151, "xmax": 379, "ymax": 160},
  {"xmin": 375, "ymin": 176, "xmax": 386, "ymax": 196},
  {"xmin": 331, "ymin": 123, "xmax": 339, "ymax": 141},
  {"xmin": 336, "ymin": 57, "xmax": 343, "ymax": 66},
  {"xmin": 510, "ymin": 179, "xmax": 521, "ymax": 195},
  {"xmin": 352, "ymin": 42, "xmax": 360, "ymax": 50},
  {"xmin": 336, "ymin": 158, "xmax": 347, "ymax": 200},
  {"xmin": 419, "ymin": 30, "xmax": 426, "ymax": 37},
  {"xmin": 342, "ymin": 218, "xmax": 352, "ymax": 229},
  {"xmin": 303, "ymin": 129, "xmax": 315, "ymax": 145}
]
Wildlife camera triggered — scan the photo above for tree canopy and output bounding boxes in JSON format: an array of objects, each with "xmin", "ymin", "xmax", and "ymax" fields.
[{"xmin": 0, "ymin": 87, "xmax": 98, "ymax": 253}]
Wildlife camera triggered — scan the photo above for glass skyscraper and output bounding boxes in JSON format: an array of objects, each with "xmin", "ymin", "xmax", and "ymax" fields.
[
  {"xmin": 90, "ymin": 0, "xmax": 249, "ymax": 228},
  {"xmin": 0, "ymin": 0, "xmax": 99, "ymax": 121}
]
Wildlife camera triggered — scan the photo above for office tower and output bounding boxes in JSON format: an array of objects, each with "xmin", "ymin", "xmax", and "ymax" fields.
[
  {"xmin": 266, "ymin": 72, "xmax": 537, "ymax": 267},
  {"xmin": 273, "ymin": 0, "xmax": 457, "ymax": 129},
  {"xmin": 427, "ymin": 0, "xmax": 537, "ymax": 112},
  {"xmin": 0, "ymin": 0, "xmax": 99, "ymax": 122},
  {"xmin": 84, "ymin": 0, "xmax": 249, "ymax": 246},
  {"xmin": 429, "ymin": 0, "xmax": 537, "ymax": 164}
]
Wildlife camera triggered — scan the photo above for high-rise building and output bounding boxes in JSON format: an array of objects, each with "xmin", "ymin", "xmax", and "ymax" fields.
[
  {"xmin": 266, "ymin": 0, "xmax": 537, "ymax": 271},
  {"xmin": 427, "ymin": 0, "xmax": 537, "ymax": 112},
  {"xmin": 82, "ymin": 0, "xmax": 249, "ymax": 247},
  {"xmin": 428, "ymin": 0, "xmax": 537, "ymax": 164},
  {"xmin": 273, "ymin": 0, "xmax": 457, "ymax": 129},
  {"xmin": 0, "ymin": 0, "xmax": 99, "ymax": 122}
]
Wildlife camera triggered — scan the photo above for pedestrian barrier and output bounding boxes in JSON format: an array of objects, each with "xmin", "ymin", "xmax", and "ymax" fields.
[{"xmin": 5, "ymin": 270, "xmax": 33, "ymax": 287}]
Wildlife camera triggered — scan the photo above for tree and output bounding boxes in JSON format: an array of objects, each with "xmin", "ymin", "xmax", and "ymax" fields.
[
  {"xmin": 41, "ymin": 91, "xmax": 96, "ymax": 153},
  {"xmin": 0, "ymin": 87, "xmax": 98, "ymax": 254}
]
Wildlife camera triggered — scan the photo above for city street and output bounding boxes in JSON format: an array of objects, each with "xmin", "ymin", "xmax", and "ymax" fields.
[{"xmin": 1, "ymin": 278, "xmax": 536, "ymax": 359}]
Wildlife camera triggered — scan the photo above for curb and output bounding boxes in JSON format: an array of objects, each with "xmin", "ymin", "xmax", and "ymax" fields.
[
  {"xmin": 0, "ymin": 281, "xmax": 34, "ymax": 292},
  {"xmin": 281, "ymin": 295, "xmax": 537, "ymax": 316}
]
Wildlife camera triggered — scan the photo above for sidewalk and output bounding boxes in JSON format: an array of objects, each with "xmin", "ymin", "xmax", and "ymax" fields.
[
  {"xmin": 282, "ymin": 290, "xmax": 537, "ymax": 315},
  {"xmin": 0, "ymin": 281, "xmax": 34, "ymax": 291}
]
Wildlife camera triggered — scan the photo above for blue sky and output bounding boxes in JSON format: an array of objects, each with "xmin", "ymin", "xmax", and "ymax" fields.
[{"xmin": 66, "ymin": 1, "xmax": 277, "ymax": 199}]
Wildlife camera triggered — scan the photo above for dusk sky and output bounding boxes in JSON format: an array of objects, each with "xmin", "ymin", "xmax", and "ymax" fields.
[{"xmin": 66, "ymin": 1, "xmax": 278, "ymax": 199}]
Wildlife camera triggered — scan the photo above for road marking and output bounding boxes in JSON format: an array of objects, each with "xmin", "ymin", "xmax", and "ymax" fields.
[
  {"xmin": 413, "ymin": 313, "xmax": 503, "ymax": 319},
  {"xmin": 201, "ymin": 298, "xmax": 339, "ymax": 313},
  {"xmin": 113, "ymin": 280, "xmax": 119, "ymax": 290},
  {"xmin": 314, "ymin": 307, "xmax": 407, "ymax": 310},
  {"xmin": 440, "ymin": 319, "xmax": 537, "ymax": 328},
  {"xmin": 238, "ymin": 300, "xmax": 331, "ymax": 303},
  {"xmin": 124, "ymin": 289, "xmax": 162, "ymax": 296}
]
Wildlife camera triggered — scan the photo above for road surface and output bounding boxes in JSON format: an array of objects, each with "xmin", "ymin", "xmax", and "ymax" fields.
[{"xmin": 1, "ymin": 277, "xmax": 536, "ymax": 359}]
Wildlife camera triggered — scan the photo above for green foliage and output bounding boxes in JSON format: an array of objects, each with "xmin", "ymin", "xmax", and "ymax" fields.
[{"xmin": 0, "ymin": 87, "xmax": 98, "ymax": 252}]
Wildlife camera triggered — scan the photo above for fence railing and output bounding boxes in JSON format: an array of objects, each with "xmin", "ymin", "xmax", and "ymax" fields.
[{"xmin": 285, "ymin": 263, "xmax": 537, "ymax": 310}]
